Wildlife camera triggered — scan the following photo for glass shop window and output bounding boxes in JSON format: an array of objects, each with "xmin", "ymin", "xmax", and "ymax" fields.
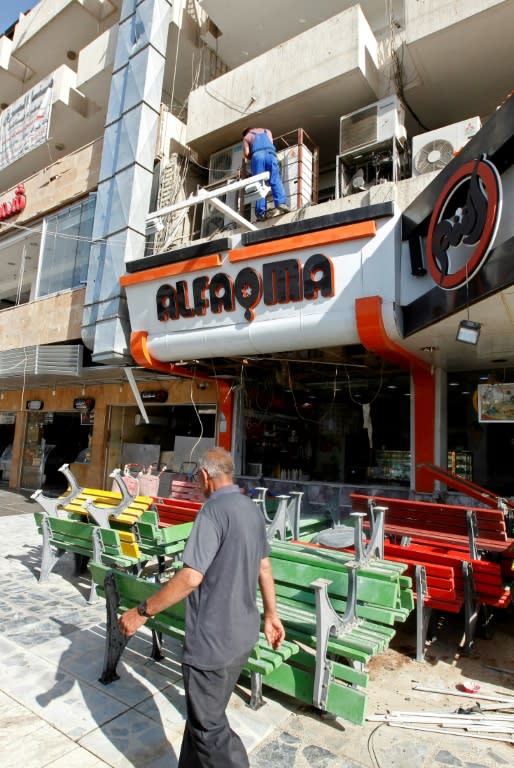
[{"xmin": 36, "ymin": 194, "xmax": 96, "ymax": 298}]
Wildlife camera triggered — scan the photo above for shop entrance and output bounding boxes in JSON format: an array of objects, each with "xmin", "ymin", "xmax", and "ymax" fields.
[
  {"xmin": 0, "ymin": 413, "xmax": 16, "ymax": 483},
  {"xmin": 21, "ymin": 411, "xmax": 91, "ymax": 491},
  {"xmin": 104, "ymin": 404, "xmax": 216, "ymax": 491}
]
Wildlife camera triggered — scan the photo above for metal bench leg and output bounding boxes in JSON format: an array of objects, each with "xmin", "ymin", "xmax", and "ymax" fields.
[
  {"xmin": 266, "ymin": 496, "xmax": 290, "ymax": 542},
  {"xmin": 249, "ymin": 672, "xmax": 264, "ymax": 710},
  {"xmin": 462, "ymin": 561, "xmax": 479, "ymax": 655},
  {"xmin": 415, "ymin": 565, "xmax": 431, "ymax": 662},
  {"xmin": 352, "ymin": 506, "xmax": 386, "ymax": 563},
  {"xmin": 366, "ymin": 504, "xmax": 386, "ymax": 560},
  {"xmin": 288, "ymin": 491, "xmax": 304, "ymax": 541},
  {"xmin": 150, "ymin": 630, "xmax": 165, "ymax": 661},
  {"xmin": 311, "ymin": 562, "xmax": 360, "ymax": 711},
  {"xmin": 466, "ymin": 510, "xmax": 479, "ymax": 560},
  {"xmin": 98, "ymin": 571, "xmax": 130, "ymax": 684},
  {"xmin": 58, "ymin": 463, "xmax": 82, "ymax": 499},
  {"xmin": 39, "ymin": 516, "xmax": 61, "ymax": 581},
  {"xmin": 254, "ymin": 487, "xmax": 272, "ymax": 523}
]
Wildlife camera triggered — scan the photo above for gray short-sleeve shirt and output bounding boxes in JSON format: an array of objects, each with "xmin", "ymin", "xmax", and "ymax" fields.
[{"xmin": 181, "ymin": 485, "xmax": 269, "ymax": 669}]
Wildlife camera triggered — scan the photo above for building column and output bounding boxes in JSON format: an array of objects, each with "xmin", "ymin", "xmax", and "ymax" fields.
[{"xmin": 82, "ymin": 0, "xmax": 173, "ymax": 364}]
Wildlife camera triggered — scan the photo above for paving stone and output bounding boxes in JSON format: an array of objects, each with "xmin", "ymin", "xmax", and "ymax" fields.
[{"xmin": 435, "ymin": 752, "xmax": 463, "ymax": 766}]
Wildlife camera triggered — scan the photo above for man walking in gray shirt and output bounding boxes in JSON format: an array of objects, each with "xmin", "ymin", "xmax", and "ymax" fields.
[{"xmin": 119, "ymin": 446, "xmax": 285, "ymax": 767}]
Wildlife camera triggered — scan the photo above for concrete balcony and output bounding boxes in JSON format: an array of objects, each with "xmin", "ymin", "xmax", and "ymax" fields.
[
  {"xmin": 199, "ymin": 1, "xmax": 404, "ymax": 68},
  {"xmin": 75, "ymin": 24, "xmax": 118, "ymax": 137},
  {"xmin": 0, "ymin": 64, "xmax": 98, "ymax": 192},
  {"xmin": 0, "ymin": 288, "xmax": 85, "ymax": 351},
  {"xmin": 6, "ymin": 0, "xmax": 120, "ymax": 86},
  {"xmin": 404, "ymin": 0, "xmax": 514, "ymax": 129},
  {"xmin": 186, "ymin": 5, "xmax": 380, "ymax": 166}
]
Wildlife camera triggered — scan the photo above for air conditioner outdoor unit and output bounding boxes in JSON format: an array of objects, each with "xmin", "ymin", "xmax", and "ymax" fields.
[
  {"xmin": 277, "ymin": 144, "xmax": 313, "ymax": 208},
  {"xmin": 201, "ymin": 208, "xmax": 235, "ymax": 238},
  {"xmin": 208, "ymin": 142, "xmax": 244, "ymax": 183},
  {"xmin": 339, "ymin": 95, "xmax": 406, "ymax": 157},
  {"xmin": 411, "ymin": 116, "xmax": 481, "ymax": 177}
]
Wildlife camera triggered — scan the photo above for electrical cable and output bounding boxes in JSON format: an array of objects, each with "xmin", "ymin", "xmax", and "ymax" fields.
[{"xmin": 367, "ymin": 722, "xmax": 384, "ymax": 768}]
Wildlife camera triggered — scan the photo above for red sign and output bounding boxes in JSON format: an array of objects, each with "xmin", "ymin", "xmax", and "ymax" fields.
[
  {"xmin": 426, "ymin": 158, "xmax": 502, "ymax": 290},
  {"xmin": 0, "ymin": 184, "xmax": 26, "ymax": 221}
]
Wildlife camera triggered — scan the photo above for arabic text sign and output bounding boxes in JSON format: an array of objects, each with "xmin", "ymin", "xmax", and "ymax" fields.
[{"xmin": 0, "ymin": 77, "xmax": 53, "ymax": 172}]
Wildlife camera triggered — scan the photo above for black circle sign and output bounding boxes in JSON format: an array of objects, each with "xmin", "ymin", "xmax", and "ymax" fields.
[{"xmin": 426, "ymin": 158, "xmax": 502, "ymax": 290}]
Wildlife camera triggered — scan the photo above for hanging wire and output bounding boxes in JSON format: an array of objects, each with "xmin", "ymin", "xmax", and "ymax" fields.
[{"xmin": 345, "ymin": 362, "xmax": 384, "ymax": 405}]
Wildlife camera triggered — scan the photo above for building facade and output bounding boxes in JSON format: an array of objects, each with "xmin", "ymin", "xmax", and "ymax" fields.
[{"xmin": 1, "ymin": 0, "xmax": 513, "ymax": 499}]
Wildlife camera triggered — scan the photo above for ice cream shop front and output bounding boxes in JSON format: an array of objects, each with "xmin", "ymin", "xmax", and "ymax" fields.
[{"xmin": 121, "ymin": 95, "xmax": 514, "ymax": 507}]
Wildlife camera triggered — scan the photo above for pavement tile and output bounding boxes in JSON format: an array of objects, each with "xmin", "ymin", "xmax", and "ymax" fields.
[
  {"xmin": 0, "ymin": 690, "xmax": 78, "ymax": 768},
  {"xmin": 78, "ymin": 708, "xmax": 183, "ymax": 768}
]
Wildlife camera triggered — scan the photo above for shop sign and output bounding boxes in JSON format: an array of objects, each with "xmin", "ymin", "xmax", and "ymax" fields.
[
  {"xmin": 0, "ymin": 184, "xmax": 26, "ymax": 221},
  {"xmin": 73, "ymin": 397, "xmax": 95, "ymax": 411},
  {"xmin": 156, "ymin": 253, "xmax": 334, "ymax": 324},
  {"xmin": 141, "ymin": 389, "xmax": 168, "ymax": 402},
  {"xmin": 0, "ymin": 76, "xmax": 53, "ymax": 172},
  {"xmin": 426, "ymin": 157, "xmax": 502, "ymax": 289}
]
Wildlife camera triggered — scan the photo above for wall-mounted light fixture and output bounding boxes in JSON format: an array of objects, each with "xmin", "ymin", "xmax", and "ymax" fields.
[
  {"xmin": 456, "ymin": 319, "xmax": 481, "ymax": 345},
  {"xmin": 456, "ymin": 265, "xmax": 481, "ymax": 345}
]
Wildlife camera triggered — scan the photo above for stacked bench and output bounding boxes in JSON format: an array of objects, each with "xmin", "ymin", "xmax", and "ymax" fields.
[
  {"xmin": 152, "ymin": 496, "xmax": 201, "ymax": 526},
  {"xmin": 33, "ymin": 510, "xmax": 142, "ymax": 602},
  {"xmin": 348, "ymin": 493, "xmax": 514, "ymax": 657},
  {"xmin": 33, "ymin": 470, "xmax": 415, "ymax": 722},
  {"xmin": 89, "ymin": 514, "xmax": 414, "ymax": 724},
  {"xmin": 32, "ymin": 465, "xmax": 195, "ymax": 598},
  {"xmin": 90, "ymin": 562, "xmax": 300, "ymax": 711},
  {"xmin": 350, "ymin": 492, "xmax": 514, "ymax": 558}
]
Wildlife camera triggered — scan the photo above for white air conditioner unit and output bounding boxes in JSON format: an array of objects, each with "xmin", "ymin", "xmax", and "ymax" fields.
[
  {"xmin": 277, "ymin": 144, "xmax": 313, "ymax": 208},
  {"xmin": 339, "ymin": 95, "xmax": 406, "ymax": 157},
  {"xmin": 208, "ymin": 142, "xmax": 244, "ymax": 183},
  {"xmin": 411, "ymin": 116, "xmax": 481, "ymax": 177}
]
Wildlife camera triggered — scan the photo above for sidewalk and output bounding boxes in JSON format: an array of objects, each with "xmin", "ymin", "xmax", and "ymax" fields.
[{"xmin": 0, "ymin": 487, "xmax": 513, "ymax": 767}]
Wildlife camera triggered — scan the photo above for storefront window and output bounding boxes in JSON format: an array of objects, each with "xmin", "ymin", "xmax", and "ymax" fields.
[{"xmin": 35, "ymin": 194, "xmax": 96, "ymax": 298}]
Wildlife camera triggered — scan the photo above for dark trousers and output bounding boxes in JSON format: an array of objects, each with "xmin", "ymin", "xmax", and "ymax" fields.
[{"xmin": 178, "ymin": 653, "xmax": 250, "ymax": 768}]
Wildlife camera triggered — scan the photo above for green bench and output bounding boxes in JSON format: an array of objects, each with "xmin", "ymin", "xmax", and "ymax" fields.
[
  {"xmin": 263, "ymin": 539, "xmax": 413, "ymax": 723},
  {"xmin": 89, "ymin": 562, "xmax": 300, "ymax": 710},
  {"xmin": 117, "ymin": 510, "xmax": 194, "ymax": 577},
  {"xmin": 88, "ymin": 522, "xmax": 413, "ymax": 724},
  {"xmin": 33, "ymin": 511, "xmax": 142, "ymax": 603}
]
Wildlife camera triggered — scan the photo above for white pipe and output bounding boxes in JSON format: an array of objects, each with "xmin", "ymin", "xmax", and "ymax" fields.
[
  {"xmin": 124, "ymin": 367, "xmax": 150, "ymax": 424},
  {"xmin": 145, "ymin": 171, "xmax": 270, "ymax": 222}
]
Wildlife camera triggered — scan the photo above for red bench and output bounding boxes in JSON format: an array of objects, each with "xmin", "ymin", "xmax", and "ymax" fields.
[
  {"xmin": 350, "ymin": 493, "xmax": 514, "ymax": 558},
  {"xmin": 314, "ymin": 502, "xmax": 512, "ymax": 659},
  {"xmin": 152, "ymin": 496, "xmax": 201, "ymax": 527},
  {"xmin": 169, "ymin": 479, "xmax": 205, "ymax": 503}
]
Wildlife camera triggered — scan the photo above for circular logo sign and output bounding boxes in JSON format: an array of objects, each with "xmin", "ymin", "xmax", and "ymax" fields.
[{"xmin": 426, "ymin": 157, "xmax": 502, "ymax": 290}]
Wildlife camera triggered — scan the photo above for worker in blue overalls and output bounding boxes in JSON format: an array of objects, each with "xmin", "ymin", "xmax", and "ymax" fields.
[{"xmin": 242, "ymin": 127, "xmax": 290, "ymax": 220}]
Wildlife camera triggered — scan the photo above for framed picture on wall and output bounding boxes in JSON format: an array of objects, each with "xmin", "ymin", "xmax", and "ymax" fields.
[{"xmin": 477, "ymin": 383, "xmax": 514, "ymax": 422}]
